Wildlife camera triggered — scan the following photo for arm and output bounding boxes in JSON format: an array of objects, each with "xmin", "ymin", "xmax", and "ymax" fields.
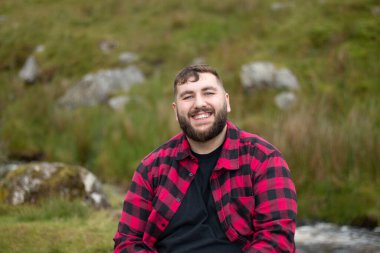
[
  {"xmin": 114, "ymin": 164, "xmax": 157, "ymax": 253},
  {"xmin": 245, "ymin": 152, "xmax": 297, "ymax": 253}
]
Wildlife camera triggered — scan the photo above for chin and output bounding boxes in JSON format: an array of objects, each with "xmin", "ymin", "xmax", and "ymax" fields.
[{"xmin": 192, "ymin": 125, "xmax": 212, "ymax": 133}]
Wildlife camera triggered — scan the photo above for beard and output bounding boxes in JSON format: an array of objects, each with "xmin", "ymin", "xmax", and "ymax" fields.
[{"xmin": 177, "ymin": 103, "xmax": 228, "ymax": 142}]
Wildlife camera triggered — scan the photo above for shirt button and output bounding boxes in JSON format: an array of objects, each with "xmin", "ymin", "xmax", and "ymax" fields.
[
  {"xmin": 189, "ymin": 173, "xmax": 193, "ymax": 177},
  {"xmin": 176, "ymin": 198, "xmax": 181, "ymax": 202}
]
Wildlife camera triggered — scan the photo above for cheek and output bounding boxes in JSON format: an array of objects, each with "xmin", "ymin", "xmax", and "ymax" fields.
[
  {"xmin": 176, "ymin": 104, "xmax": 191, "ymax": 115},
  {"xmin": 214, "ymin": 100, "xmax": 227, "ymax": 111}
]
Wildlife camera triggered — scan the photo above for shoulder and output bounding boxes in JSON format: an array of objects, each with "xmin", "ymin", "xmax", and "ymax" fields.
[
  {"xmin": 239, "ymin": 130, "xmax": 281, "ymax": 157},
  {"xmin": 235, "ymin": 130, "xmax": 290, "ymax": 178},
  {"xmin": 139, "ymin": 132, "xmax": 184, "ymax": 169},
  {"xmin": 227, "ymin": 121, "xmax": 281, "ymax": 157}
]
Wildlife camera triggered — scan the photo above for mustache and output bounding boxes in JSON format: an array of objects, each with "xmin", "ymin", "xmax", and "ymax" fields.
[{"xmin": 188, "ymin": 107, "xmax": 214, "ymax": 117}]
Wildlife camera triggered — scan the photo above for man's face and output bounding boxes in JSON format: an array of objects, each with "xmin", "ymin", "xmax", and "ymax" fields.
[{"xmin": 172, "ymin": 72, "xmax": 231, "ymax": 142}]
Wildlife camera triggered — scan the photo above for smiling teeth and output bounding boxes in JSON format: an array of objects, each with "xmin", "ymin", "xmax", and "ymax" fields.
[{"xmin": 194, "ymin": 113, "xmax": 210, "ymax": 119}]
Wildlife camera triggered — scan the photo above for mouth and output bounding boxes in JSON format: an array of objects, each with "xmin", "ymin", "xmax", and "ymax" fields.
[
  {"xmin": 189, "ymin": 108, "xmax": 214, "ymax": 121},
  {"xmin": 192, "ymin": 112, "xmax": 212, "ymax": 120}
]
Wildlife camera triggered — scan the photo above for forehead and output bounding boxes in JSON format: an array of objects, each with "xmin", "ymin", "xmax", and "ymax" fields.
[{"xmin": 177, "ymin": 72, "xmax": 222, "ymax": 92}]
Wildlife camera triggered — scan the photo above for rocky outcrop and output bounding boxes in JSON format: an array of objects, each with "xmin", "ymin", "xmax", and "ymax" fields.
[
  {"xmin": 98, "ymin": 40, "xmax": 117, "ymax": 54},
  {"xmin": 19, "ymin": 56, "xmax": 38, "ymax": 83},
  {"xmin": 240, "ymin": 61, "xmax": 299, "ymax": 110},
  {"xmin": 58, "ymin": 65, "xmax": 145, "ymax": 108},
  {"xmin": 275, "ymin": 91, "xmax": 297, "ymax": 110},
  {"xmin": 119, "ymin": 52, "xmax": 139, "ymax": 64},
  {"xmin": 240, "ymin": 61, "xmax": 299, "ymax": 90},
  {"xmin": 0, "ymin": 162, "xmax": 109, "ymax": 208},
  {"xmin": 108, "ymin": 95, "xmax": 130, "ymax": 110},
  {"xmin": 18, "ymin": 45, "xmax": 46, "ymax": 84}
]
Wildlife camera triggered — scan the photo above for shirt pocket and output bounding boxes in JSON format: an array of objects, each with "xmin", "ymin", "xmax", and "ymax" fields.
[{"xmin": 229, "ymin": 196, "xmax": 255, "ymax": 236}]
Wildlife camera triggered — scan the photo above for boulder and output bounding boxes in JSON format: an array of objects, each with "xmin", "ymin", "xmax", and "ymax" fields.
[
  {"xmin": 98, "ymin": 40, "xmax": 117, "ymax": 54},
  {"xmin": 271, "ymin": 3, "xmax": 289, "ymax": 11},
  {"xmin": 58, "ymin": 66, "xmax": 145, "ymax": 108},
  {"xmin": 119, "ymin": 52, "xmax": 139, "ymax": 64},
  {"xmin": 240, "ymin": 62, "xmax": 299, "ymax": 90},
  {"xmin": 274, "ymin": 68, "xmax": 299, "ymax": 90},
  {"xmin": 191, "ymin": 57, "xmax": 206, "ymax": 65},
  {"xmin": 372, "ymin": 6, "xmax": 380, "ymax": 16},
  {"xmin": 34, "ymin": 45, "xmax": 45, "ymax": 54},
  {"xmin": 240, "ymin": 62, "xmax": 276, "ymax": 89},
  {"xmin": 0, "ymin": 162, "xmax": 110, "ymax": 208},
  {"xmin": 275, "ymin": 91, "xmax": 297, "ymax": 110},
  {"xmin": 19, "ymin": 56, "xmax": 38, "ymax": 83},
  {"xmin": 108, "ymin": 95, "xmax": 130, "ymax": 110},
  {"xmin": 0, "ymin": 15, "xmax": 8, "ymax": 23}
]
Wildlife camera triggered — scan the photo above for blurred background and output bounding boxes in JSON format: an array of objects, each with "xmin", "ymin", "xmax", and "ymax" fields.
[{"xmin": 0, "ymin": 0, "xmax": 379, "ymax": 252}]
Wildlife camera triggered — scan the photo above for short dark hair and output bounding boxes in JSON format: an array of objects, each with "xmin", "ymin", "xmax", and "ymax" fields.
[{"xmin": 173, "ymin": 64, "xmax": 223, "ymax": 96}]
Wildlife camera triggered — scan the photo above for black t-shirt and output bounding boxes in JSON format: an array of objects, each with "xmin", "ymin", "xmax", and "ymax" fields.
[{"xmin": 155, "ymin": 145, "xmax": 244, "ymax": 253}]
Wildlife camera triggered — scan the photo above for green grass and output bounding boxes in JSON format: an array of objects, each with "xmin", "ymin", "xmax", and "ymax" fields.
[
  {"xmin": 0, "ymin": 1, "xmax": 380, "ymax": 250},
  {"xmin": 0, "ymin": 185, "xmax": 123, "ymax": 253},
  {"xmin": 266, "ymin": 97, "xmax": 380, "ymax": 224}
]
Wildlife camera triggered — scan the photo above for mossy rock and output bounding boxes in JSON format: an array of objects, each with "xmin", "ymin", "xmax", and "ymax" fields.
[{"xmin": 0, "ymin": 162, "xmax": 109, "ymax": 208}]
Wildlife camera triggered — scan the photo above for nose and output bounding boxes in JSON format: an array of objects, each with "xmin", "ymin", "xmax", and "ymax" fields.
[{"xmin": 194, "ymin": 94, "xmax": 207, "ymax": 108}]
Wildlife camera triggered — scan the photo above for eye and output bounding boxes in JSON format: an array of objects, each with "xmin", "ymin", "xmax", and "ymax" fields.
[
  {"xmin": 183, "ymin": 95, "xmax": 193, "ymax": 100},
  {"xmin": 204, "ymin": 92, "xmax": 215, "ymax": 96}
]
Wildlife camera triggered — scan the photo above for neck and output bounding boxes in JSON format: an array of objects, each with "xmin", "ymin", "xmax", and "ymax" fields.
[{"xmin": 187, "ymin": 125, "xmax": 227, "ymax": 154}]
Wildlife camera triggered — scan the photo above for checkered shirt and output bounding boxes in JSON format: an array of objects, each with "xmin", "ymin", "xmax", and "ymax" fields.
[{"xmin": 114, "ymin": 121, "xmax": 297, "ymax": 252}]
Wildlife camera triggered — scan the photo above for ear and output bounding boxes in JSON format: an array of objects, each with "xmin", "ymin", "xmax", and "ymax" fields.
[
  {"xmin": 172, "ymin": 102, "xmax": 178, "ymax": 121},
  {"xmin": 225, "ymin": 93, "xmax": 231, "ymax": 113}
]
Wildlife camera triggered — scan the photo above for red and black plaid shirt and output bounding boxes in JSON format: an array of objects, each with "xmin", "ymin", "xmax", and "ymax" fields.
[{"xmin": 114, "ymin": 121, "xmax": 297, "ymax": 253}]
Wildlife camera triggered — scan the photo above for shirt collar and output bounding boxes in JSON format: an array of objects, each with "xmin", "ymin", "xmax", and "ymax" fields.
[{"xmin": 175, "ymin": 120, "xmax": 240, "ymax": 171}]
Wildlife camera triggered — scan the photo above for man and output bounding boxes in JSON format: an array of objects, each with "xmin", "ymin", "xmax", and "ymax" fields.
[{"xmin": 114, "ymin": 65, "xmax": 297, "ymax": 252}]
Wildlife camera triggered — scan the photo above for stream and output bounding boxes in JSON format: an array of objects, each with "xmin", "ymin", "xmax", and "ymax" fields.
[{"xmin": 295, "ymin": 222, "xmax": 380, "ymax": 253}]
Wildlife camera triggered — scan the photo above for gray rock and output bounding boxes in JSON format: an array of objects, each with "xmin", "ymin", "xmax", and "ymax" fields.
[
  {"xmin": 274, "ymin": 68, "xmax": 299, "ymax": 90},
  {"xmin": 0, "ymin": 163, "xmax": 19, "ymax": 179},
  {"xmin": 0, "ymin": 15, "xmax": 8, "ymax": 23},
  {"xmin": 119, "ymin": 52, "xmax": 139, "ymax": 64},
  {"xmin": 240, "ymin": 62, "xmax": 276, "ymax": 89},
  {"xmin": 271, "ymin": 3, "xmax": 289, "ymax": 11},
  {"xmin": 372, "ymin": 6, "xmax": 380, "ymax": 16},
  {"xmin": 34, "ymin": 45, "xmax": 45, "ymax": 54},
  {"xmin": 0, "ymin": 162, "xmax": 110, "ymax": 208},
  {"xmin": 19, "ymin": 56, "xmax": 38, "ymax": 83},
  {"xmin": 191, "ymin": 57, "xmax": 207, "ymax": 65},
  {"xmin": 108, "ymin": 95, "xmax": 130, "ymax": 110},
  {"xmin": 275, "ymin": 91, "xmax": 297, "ymax": 110},
  {"xmin": 98, "ymin": 40, "xmax": 117, "ymax": 54},
  {"xmin": 58, "ymin": 66, "xmax": 145, "ymax": 108},
  {"xmin": 240, "ymin": 62, "xmax": 299, "ymax": 90}
]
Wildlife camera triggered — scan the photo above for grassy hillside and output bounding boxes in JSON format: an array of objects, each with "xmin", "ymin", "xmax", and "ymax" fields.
[
  {"xmin": 0, "ymin": 1, "xmax": 379, "ymax": 250},
  {"xmin": 0, "ymin": 184, "xmax": 122, "ymax": 253}
]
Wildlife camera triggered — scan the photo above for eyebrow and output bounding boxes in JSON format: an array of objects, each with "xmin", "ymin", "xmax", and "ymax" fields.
[{"xmin": 178, "ymin": 86, "xmax": 218, "ymax": 98}]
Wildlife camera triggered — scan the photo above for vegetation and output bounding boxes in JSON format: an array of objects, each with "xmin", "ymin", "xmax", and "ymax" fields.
[
  {"xmin": 0, "ymin": 185, "xmax": 121, "ymax": 253},
  {"xmin": 0, "ymin": 0, "xmax": 379, "ymax": 251}
]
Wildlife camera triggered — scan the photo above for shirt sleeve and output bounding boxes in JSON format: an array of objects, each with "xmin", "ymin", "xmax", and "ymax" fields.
[
  {"xmin": 113, "ymin": 164, "xmax": 157, "ymax": 253},
  {"xmin": 244, "ymin": 151, "xmax": 297, "ymax": 253}
]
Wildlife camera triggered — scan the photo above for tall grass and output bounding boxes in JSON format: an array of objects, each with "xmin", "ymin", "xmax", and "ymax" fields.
[
  {"xmin": 274, "ymin": 99, "xmax": 378, "ymax": 184},
  {"xmin": 268, "ymin": 97, "xmax": 380, "ymax": 224}
]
